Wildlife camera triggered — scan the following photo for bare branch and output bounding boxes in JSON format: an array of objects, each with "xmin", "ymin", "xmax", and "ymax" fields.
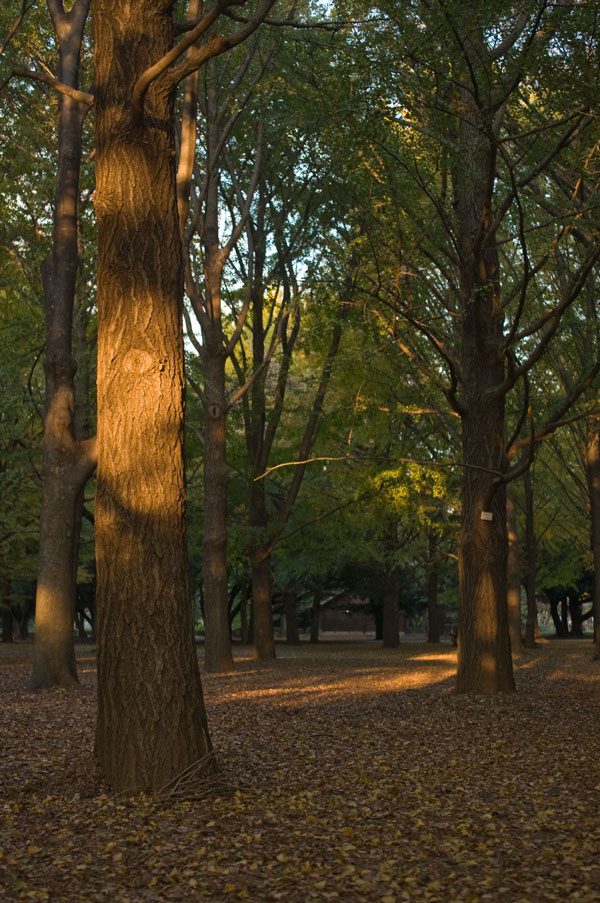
[{"xmin": 11, "ymin": 66, "xmax": 94, "ymax": 104}]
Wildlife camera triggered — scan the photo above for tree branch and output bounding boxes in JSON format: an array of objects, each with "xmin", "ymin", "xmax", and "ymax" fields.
[{"xmin": 11, "ymin": 66, "xmax": 94, "ymax": 104}]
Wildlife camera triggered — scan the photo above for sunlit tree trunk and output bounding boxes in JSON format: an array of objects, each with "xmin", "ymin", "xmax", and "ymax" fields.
[{"xmin": 93, "ymin": 0, "xmax": 214, "ymax": 792}]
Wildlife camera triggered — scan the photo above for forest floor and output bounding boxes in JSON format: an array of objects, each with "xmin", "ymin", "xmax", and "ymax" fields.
[{"xmin": 1, "ymin": 638, "xmax": 599, "ymax": 903}]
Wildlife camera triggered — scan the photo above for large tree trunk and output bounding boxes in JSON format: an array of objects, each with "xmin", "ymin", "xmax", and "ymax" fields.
[
  {"xmin": 454, "ymin": 80, "xmax": 514, "ymax": 694},
  {"xmin": 506, "ymin": 484, "xmax": 524, "ymax": 654},
  {"xmin": 93, "ymin": 0, "xmax": 214, "ymax": 793},
  {"xmin": 30, "ymin": 0, "xmax": 96, "ymax": 690},
  {"xmin": 586, "ymin": 415, "xmax": 600, "ymax": 657},
  {"xmin": 457, "ymin": 402, "xmax": 514, "ymax": 692},
  {"xmin": 523, "ymin": 469, "xmax": 538, "ymax": 648}
]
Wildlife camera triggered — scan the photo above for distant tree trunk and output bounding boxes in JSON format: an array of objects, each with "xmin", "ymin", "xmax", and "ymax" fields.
[
  {"xmin": 374, "ymin": 606, "xmax": 383, "ymax": 641},
  {"xmin": 506, "ymin": 485, "xmax": 523, "ymax": 654},
  {"xmin": 251, "ymin": 545, "xmax": 275, "ymax": 659},
  {"xmin": 93, "ymin": 0, "xmax": 215, "ymax": 793},
  {"xmin": 586, "ymin": 415, "xmax": 600, "ymax": 657},
  {"xmin": 1, "ymin": 610, "xmax": 13, "ymax": 643},
  {"xmin": 561, "ymin": 598, "xmax": 570, "ymax": 635},
  {"xmin": 284, "ymin": 582, "xmax": 300, "ymax": 644},
  {"xmin": 382, "ymin": 580, "xmax": 399, "ymax": 648},
  {"xmin": 310, "ymin": 589, "xmax": 321, "ymax": 643},
  {"xmin": 240, "ymin": 580, "xmax": 250, "ymax": 644},
  {"xmin": 569, "ymin": 596, "xmax": 591, "ymax": 637},
  {"xmin": 30, "ymin": 0, "xmax": 96, "ymax": 690},
  {"xmin": 550, "ymin": 599, "xmax": 563, "ymax": 636},
  {"xmin": 202, "ymin": 353, "xmax": 234, "ymax": 673},
  {"xmin": 426, "ymin": 533, "xmax": 441, "ymax": 643},
  {"xmin": 198, "ymin": 75, "xmax": 235, "ymax": 673},
  {"xmin": 1, "ymin": 581, "xmax": 13, "ymax": 643},
  {"xmin": 523, "ymin": 469, "xmax": 538, "ymax": 648}
]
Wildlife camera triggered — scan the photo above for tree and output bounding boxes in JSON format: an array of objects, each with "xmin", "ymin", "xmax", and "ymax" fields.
[
  {"xmin": 18, "ymin": 0, "xmax": 98, "ymax": 690},
  {"xmin": 93, "ymin": 0, "xmax": 274, "ymax": 791},
  {"xmin": 340, "ymin": 0, "xmax": 600, "ymax": 691},
  {"xmin": 178, "ymin": 33, "xmax": 268, "ymax": 673}
]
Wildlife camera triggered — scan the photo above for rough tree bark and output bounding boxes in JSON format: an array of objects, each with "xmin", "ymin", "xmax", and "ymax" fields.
[
  {"xmin": 29, "ymin": 0, "xmax": 96, "ymax": 690},
  {"xmin": 93, "ymin": 0, "xmax": 215, "ymax": 792},
  {"xmin": 453, "ymin": 71, "xmax": 515, "ymax": 693}
]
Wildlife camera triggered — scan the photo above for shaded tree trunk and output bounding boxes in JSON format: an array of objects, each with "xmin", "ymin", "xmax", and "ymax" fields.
[
  {"xmin": 454, "ymin": 75, "xmax": 514, "ymax": 694},
  {"xmin": 283, "ymin": 582, "xmax": 300, "ymax": 645},
  {"xmin": 251, "ymin": 545, "xmax": 275, "ymax": 659},
  {"xmin": 523, "ymin": 469, "xmax": 538, "ymax": 648},
  {"xmin": 374, "ymin": 606, "xmax": 383, "ymax": 642},
  {"xmin": 549, "ymin": 598, "xmax": 566, "ymax": 637},
  {"xmin": 426, "ymin": 533, "xmax": 442, "ymax": 643},
  {"xmin": 569, "ymin": 596, "xmax": 592, "ymax": 637},
  {"xmin": 561, "ymin": 598, "xmax": 570, "ymax": 635},
  {"xmin": 1, "ymin": 581, "xmax": 13, "ymax": 643},
  {"xmin": 93, "ymin": 0, "xmax": 214, "ymax": 793},
  {"xmin": 310, "ymin": 589, "xmax": 321, "ymax": 643},
  {"xmin": 585, "ymin": 415, "xmax": 600, "ymax": 657},
  {"xmin": 506, "ymin": 484, "xmax": 524, "ymax": 654},
  {"xmin": 202, "ymin": 352, "xmax": 234, "ymax": 673},
  {"xmin": 239, "ymin": 580, "xmax": 250, "ymax": 644},
  {"xmin": 382, "ymin": 579, "xmax": 399, "ymax": 648},
  {"xmin": 198, "ymin": 70, "xmax": 235, "ymax": 674},
  {"xmin": 30, "ymin": 0, "xmax": 96, "ymax": 690}
]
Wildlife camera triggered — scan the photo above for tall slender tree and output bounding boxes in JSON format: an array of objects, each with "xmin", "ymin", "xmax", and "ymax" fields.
[{"xmin": 18, "ymin": 0, "xmax": 97, "ymax": 690}]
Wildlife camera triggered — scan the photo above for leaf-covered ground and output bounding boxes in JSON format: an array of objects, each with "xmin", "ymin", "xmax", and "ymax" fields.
[{"xmin": 1, "ymin": 639, "xmax": 599, "ymax": 902}]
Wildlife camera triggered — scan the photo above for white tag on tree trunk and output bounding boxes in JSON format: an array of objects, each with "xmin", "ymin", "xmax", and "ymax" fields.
[{"xmin": 481, "ymin": 511, "xmax": 493, "ymax": 521}]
